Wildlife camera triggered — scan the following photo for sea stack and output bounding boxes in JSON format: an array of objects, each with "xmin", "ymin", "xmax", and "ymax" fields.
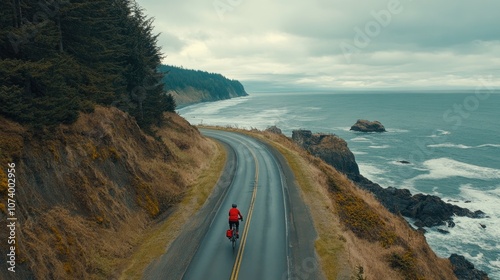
[{"xmin": 350, "ymin": 119, "xmax": 386, "ymax": 132}]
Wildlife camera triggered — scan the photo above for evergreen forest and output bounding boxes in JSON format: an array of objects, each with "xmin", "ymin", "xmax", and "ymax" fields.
[
  {"xmin": 159, "ymin": 65, "xmax": 247, "ymax": 101},
  {"xmin": 0, "ymin": 0, "xmax": 175, "ymax": 129}
]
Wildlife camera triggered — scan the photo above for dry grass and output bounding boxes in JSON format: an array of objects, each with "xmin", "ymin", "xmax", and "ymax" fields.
[
  {"xmin": 0, "ymin": 108, "xmax": 221, "ymax": 279},
  {"xmin": 118, "ymin": 139, "xmax": 225, "ymax": 279}
]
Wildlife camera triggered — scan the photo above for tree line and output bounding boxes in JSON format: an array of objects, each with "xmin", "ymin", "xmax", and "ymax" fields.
[
  {"xmin": 0, "ymin": 0, "xmax": 175, "ymax": 129},
  {"xmin": 160, "ymin": 65, "xmax": 247, "ymax": 101}
]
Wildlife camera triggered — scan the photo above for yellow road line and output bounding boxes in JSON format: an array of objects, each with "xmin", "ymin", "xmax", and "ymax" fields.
[{"xmin": 230, "ymin": 144, "xmax": 259, "ymax": 280}]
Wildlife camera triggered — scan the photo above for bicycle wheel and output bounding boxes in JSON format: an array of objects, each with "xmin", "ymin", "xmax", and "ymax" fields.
[{"xmin": 231, "ymin": 227, "xmax": 236, "ymax": 250}]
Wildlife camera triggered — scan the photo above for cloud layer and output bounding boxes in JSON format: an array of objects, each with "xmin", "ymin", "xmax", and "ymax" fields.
[{"xmin": 137, "ymin": 0, "xmax": 500, "ymax": 91}]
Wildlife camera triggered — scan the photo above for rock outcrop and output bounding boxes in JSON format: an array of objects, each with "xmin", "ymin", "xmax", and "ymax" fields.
[
  {"xmin": 356, "ymin": 176, "xmax": 485, "ymax": 228},
  {"xmin": 449, "ymin": 254, "xmax": 490, "ymax": 280},
  {"xmin": 265, "ymin": 125, "xmax": 283, "ymax": 135},
  {"xmin": 290, "ymin": 129, "xmax": 484, "ymax": 228},
  {"xmin": 350, "ymin": 119, "xmax": 386, "ymax": 132},
  {"xmin": 289, "ymin": 128, "xmax": 488, "ymax": 279},
  {"xmin": 292, "ymin": 130, "xmax": 360, "ymax": 180}
]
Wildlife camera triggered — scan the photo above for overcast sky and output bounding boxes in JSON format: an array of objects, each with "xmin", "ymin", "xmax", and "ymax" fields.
[{"xmin": 136, "ymin": 0, "xmax": 500, "ymax": 91}]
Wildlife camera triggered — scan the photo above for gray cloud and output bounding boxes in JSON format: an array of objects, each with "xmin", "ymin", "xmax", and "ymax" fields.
[{"xmin": 137, "ymin": 0, "xmax": 500, "ymax": 90}]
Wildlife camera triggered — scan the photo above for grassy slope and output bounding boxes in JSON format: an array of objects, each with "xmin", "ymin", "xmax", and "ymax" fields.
[{"xmin": 0, "ymin": 107, "xmax": 221, "ymax": 279}]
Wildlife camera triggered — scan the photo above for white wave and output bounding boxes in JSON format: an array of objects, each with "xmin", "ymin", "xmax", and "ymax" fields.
[
  {"xmin": 358, "ymin": 163, "xmax": 396, "ymax": 187},
  {"xmin": 334, "ymin": 126, "xmax": 352, "ymax": 132},
  {"xmin": 428, "ymin": 143, "xmax": 472, "ymax": 149},
  {"xmin": 428, "ymin": 143, "xmax": 500, "ymax": 149},
  {"xmin": 180, "ymin": 96, "xmax": 251, "ymax": 116},
  {"xmin": 385, "ymin": 128, "xmax": 410, "ymax": 133},
  {"xmin": 438, "ymin": 129, "xmax": 451, "ymax": 135},
  {"xmin": 428, "ymin": 129, "xmax": 452, "ymax": 138},
  {"xmin": 478, "ymin": 144, "xmax": 500, "ymax": 148},
  {"xmin": 358, "ymin": 163, "xmax": 385, "ymax": 176},
  {"xmin": 305, "ymin": 106, "xmax": 321, "ymax": 111},
  {"xmin": 425, "ymin": 185, "xmax": 500, "ymax": 279},
  {"xmin": 369, "ymin": 145, "xmax": 390, "ymax": 149},
  {"xmin": 351, "ymin": 137, "xmax": 370, "ymax": 142},
  {"xmin": 491, "ymin": 260, "xmax": 500, "ymax": 269},
  {"xmin": 409, "ymin": 158, "xmax": 500, "ymax": 181},
  {"xmin": 351, "ymin": 151, "xmax": 367, "ymax": 155}
]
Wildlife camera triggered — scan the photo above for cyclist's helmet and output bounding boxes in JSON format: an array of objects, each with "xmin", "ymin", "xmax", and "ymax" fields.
[{"xmin": 232, "ymin": 204, "xmax": 237, "ymax": 208}]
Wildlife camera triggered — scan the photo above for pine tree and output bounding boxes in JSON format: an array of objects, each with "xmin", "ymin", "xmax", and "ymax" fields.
[{"xmin": 1, "ymin": 0, "xmax": 175, "ymax": 129}]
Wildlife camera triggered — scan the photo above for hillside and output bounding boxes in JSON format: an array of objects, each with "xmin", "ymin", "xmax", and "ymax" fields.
[
  {"xmin": 0, "ymin": 107, "xmax": 221, "ymax": 279},
  {"xmin": 159, "ymin": 65, "xmax": 248, "ymax": 107}
]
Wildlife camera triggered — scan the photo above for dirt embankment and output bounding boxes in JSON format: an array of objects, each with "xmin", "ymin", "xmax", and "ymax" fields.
[{"xmin": 0, "ymin": 107, "xmax": 216, "ymax": 279}]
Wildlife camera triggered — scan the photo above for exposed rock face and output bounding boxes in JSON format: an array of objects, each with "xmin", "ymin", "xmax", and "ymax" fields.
[
  {"xmin": 449, "ymin": 254, "xmax": 490, "ymax": 280},
  {"xmin": 350, "ymin": 119, "xmax": 386, "ymax": 132},
  {"xmin": 356, "ymin": 176, "xmax": 485, "ymax": 228},
  {"xmin": 289, "ymin": 128, "xmax": 488, "ymax": 279},
  {"xmin": 292, "ymin": 130, "xmax": 360, "ymax": 180},
  {"xmin": 265, "ymin": 125, "xmax": 282, "ymax": 135},
  {"xmin": 291, "ymin": 129, "xmax": 485, "ymax": 228}
]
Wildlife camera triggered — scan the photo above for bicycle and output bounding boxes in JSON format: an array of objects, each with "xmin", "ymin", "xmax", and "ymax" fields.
[{"xmin": 229, "ymin": 223, "xmax": 238, "ymax": 249}]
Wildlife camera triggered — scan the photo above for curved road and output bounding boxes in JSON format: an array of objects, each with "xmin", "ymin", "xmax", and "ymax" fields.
[
  {"xmin": 183, "ymin": 129, "xmax": 289, "ymax": 280},
  {"xmin": 144, "ymin": 129, "xmax": 321, "ymax": 280}
]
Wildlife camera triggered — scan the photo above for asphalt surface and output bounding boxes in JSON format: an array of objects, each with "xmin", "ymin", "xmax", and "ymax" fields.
[{"xmin": 143, "ymin": 129, "xmax": 322, "ymax": 280}]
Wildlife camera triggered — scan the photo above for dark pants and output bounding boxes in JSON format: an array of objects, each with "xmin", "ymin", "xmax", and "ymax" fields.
[{"xmin": 229, "ymin": 221, "xmax": 239, "ymax": 231}]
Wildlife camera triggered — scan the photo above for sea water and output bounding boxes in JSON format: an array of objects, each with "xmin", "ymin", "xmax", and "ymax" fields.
[{"xmin": 178, "ymin": 91, "xmax": 500, "ymax": 278}]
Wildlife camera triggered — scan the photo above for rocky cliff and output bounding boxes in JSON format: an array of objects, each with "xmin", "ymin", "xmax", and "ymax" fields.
[
  {"xmin": 290, "ymin": 129, "xmax": 488, "ymax": 279},
  {"xmin": 291, "ymin": 130, "xmax": 360, "ymax": 180},
  {"xmin": 0, "ymin": 107, "xmax": 216, "ymax": 279},
  {"xmin": 291, "ymin": 129, "xmax": 484, "ymax": 229}
]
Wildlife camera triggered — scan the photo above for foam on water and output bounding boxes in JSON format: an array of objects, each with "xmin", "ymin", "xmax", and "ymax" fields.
[
  {"xmin": 351, "ymin": 137, "xmax": 371, "ymax": 142},
  {"xmin": 179, "ymin": 96, "xmax": 251, "ymax": 116},
  {"xmin": 428, "ymin": 129, "xmax": 452, "ymax": 138},
  {"xmin": 428, "ymin": 143, "xmax": 473, "ymax": 149},
  {"xmin": 478, "ymin": 144, "xmax": 500, "ymax": 148},
  {"xmin": 428, "ymin": 143, "xmax": 500, "ymax": 149},
  {"xmin": 358, "ymin": 163, "xmax": 396, "ymax": 187},
  {"xmin": 409, "ymin": 158, "xmax": 500, "ymax": 181},
  {"xmin": 426, "ymin": 184, "xmax": 500, "ymax": 279},
  {"xmin": 332, "ymin": 126, "xmax": 353, "ymax": 132},
  {"xmin": 385, "ymin": 128, "xmax": 410, "ymax": 133},
  {"xmin": 369, "ymin": 145, "xmax": 391, "ymax": 149}
]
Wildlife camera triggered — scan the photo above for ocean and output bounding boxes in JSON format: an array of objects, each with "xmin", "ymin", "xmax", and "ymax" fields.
[{"xmin": 178, "ymin": 91, "xmax": 500, "ymax": 278}]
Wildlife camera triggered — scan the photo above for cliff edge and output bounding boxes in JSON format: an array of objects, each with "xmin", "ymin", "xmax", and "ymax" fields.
[{"xmin": 289, "ymin": 129, "xmax": 488, "ymax": 280}]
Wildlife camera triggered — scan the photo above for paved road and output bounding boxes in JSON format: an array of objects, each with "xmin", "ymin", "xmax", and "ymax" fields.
[
  {"xmin": 183, "ymin": 130, "xmax": 289, "ymax": 280},
  {"xmin": 143, "ymin": 129, "xmax": 321, "ymax": 280}
]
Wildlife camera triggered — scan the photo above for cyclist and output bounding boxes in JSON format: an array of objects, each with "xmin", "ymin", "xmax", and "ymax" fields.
[{"xmin": 229, "ymin": 204, "xmax": 243, "ymax": 238}]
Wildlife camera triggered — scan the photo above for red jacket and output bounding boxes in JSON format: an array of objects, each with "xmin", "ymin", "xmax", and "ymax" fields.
[{"xmin": 229, "ymin": 208, "xmax": 243, "ymax": 222}]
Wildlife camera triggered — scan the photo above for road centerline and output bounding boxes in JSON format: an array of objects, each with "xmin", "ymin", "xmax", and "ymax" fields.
[{"xmin": 230, "ymin": 140, "xmax": 259, "ymax": 280}]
